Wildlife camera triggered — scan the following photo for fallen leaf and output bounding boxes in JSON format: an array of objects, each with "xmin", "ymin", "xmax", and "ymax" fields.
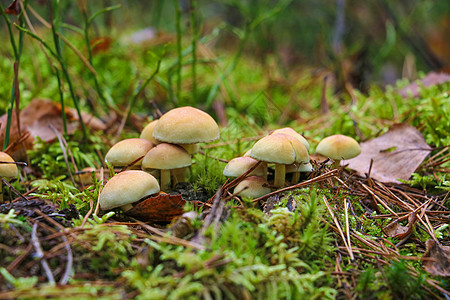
[
  {"xmin": 126, "ymin": 194, "xmax": 186, "ymax": 222},
  {"xmin": 399, "ymin": 72, "xmax": 450, "ymax": 98},
  {"xmin": 345, "ymin": 124, "xmax": 432, "ymax": 183},
  {"xmin": 4, "ymin": 0, "xmax": 20, "ymax": 15},
  {"xmin": 0, "ymin": 99, "xmax": 106, "ymax": 158},
  {"xmin": 422, "ymin": 240, "xmax": 450, "ymax": 277},
  {"xmin": 384, "ymin": 212, "xmax": 416, "ymax": 239}
]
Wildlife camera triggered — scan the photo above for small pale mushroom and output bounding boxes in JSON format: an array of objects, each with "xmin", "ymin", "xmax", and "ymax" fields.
[
  {"xmin": 250, "ymin": 133, "xmax": 309, "ymax": 187},
  {"xmin": 286, "ymin": 162, "xmax": 313, "ymax": 183},
  {"xmin": 99, "ymin": 170, "xmax": 160, "ymax": 212},
  {"xmin": 152, "ymin": 106, "xmax": 220, "ymax": 155},
  {"xmin": 77, "ymin": 167, "xmax": 102, "ymax": 186},
  {"xmin": 105, "ymin": 138, "xmax": 154, "ymax": 170},
  {"xmin": 140, "ymin": 120, "xmax": 160, "ymax": 145},
  {"xmin": 0, "ymin": 152, "xmax": 18, "ymax": 203},
  {"xmin": 234, "ymin": 176, "xmax": 271, "ymax": 199},
  {"xmin": 142, "ymin": 143, "xmax": 192, "ymax": 191},
  {"xmin": 316, "ymin": 134, "xmax": 361, "ymax": 169},
  {"xmin": 270, "ymin": 127, "xmax": 310, "ymax": 151},
  {"xmin": 223, "ymin": 157, "xmax": 265, "ymax": 178}
]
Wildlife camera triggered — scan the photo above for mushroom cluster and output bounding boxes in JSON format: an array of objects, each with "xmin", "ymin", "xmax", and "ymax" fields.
[
  {"xmin": 99, "ymin": 106, "xmax": 220, "ymax": 211},
  {"xmin": 223, "ymin": 129, "xmax": 361, "ymax": 199}
]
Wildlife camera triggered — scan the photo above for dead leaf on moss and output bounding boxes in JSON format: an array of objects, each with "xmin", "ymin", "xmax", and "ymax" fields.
[
  {"xmin": 345, "ymin": 124, "xmax": 431, "ymax": 183},
  {"xmin": 0, "ymin": 99, "xmax": 106, "ymax": 158},
  {"xmin": 422, "ymin": 240, "xmax": 450, "ymax": 277},
  {"xmin": 126, "ymin": 194, "xmax": 186, "ymax": 222},
  {"xmin": 384, "ymin": 212, "xmax": 416, "ymax": 239},
  {"xmin": 399, "ymin": 72, "xmax": 450, "ymax": 98}
]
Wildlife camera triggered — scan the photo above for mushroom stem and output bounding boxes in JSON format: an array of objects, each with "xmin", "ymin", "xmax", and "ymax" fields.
[
  {"xmin": 331, "ymin": 159, "xmax": 341, "ymax": 169},
  {"xmin": 172, "ymin": 167, "xmax": 187, "ymax": 186},
  {"xmin": 274, "ymin": 164, "xmax": 286, "ymax": 187},
  {"xmin": 291, "ymin": 171, "xmax": 300, "ymax": 183},
  {"xmin": 261, "ymin": 162, "xmax": 268, "ymax": 179},
  {"xmin": 120, "ymin": 203, "xmax": 133, "ymax": 212},
  {"xmin": 160, "ymin": 169, "xmax": 171, "ymax": 191}
]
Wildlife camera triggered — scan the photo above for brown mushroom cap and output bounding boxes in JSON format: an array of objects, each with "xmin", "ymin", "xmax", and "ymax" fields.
[
  {"xmin": 223, "ymin": 157, "xmax": 265, "ymax": 177},
  {"xmin": 316, "ymin": 134, "xmax": 361, "ymax": 160},
  {"xmin": 234, "ymin": 176, "xmax": 271, "ymax": 198},
  {"xmin": 142, "ymin": 143, "xmax": 192, "ymax": 170},
  {"xmin": 250, "ymin": 133, "xmax": 309, "ymax": 165},
  {"xmin": 99, "ymin": 170, "xmax": 160, "ymax": 210},
  {"xmin": 0, "ymin": 152, "xmax": 18, "ymax": 178},
  {"xmin": 152, "ymin": 106, "xmax": 220, "ymax": 144},
  {"xmin": 271, "ymin": 127, "xmax": 310, "ymax": 151},
  {"xmin": 105, "ymin": 138, "xmax": 154, "ymax": 167},
  {"xmin": 140, "ymin": 120, "xmax": 160, "ymax": 145}
]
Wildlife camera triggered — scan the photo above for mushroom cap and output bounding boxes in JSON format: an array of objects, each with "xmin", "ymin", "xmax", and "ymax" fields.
[
  {"xmin": 180, "ymin": 143, "xmax": 200, "ymax": 155},
  {"xmin": 153, "ymin": 106, "xmax": 220, "ymax": 144},
  {"xmin": 77, "ymin": 167, "xmax": 101, "ymax": 185},
  {"xmin": 99, "ymin": 170, "xmax": 160, "ymax": 210},
  {"xmin": 0, "ymin": 152, "xmax": 18, "ymax": 178},
  {"xmin": 286, "ymin": 162, "xmax": 313, "ymax": 173},
  {"xmin": 316, "ymin": 134, "xmax": 361, "ymax": 160},
  {"xmin": 140, "ymin": 120, "xmax": 160, "ymax": 145},
  {"xmin": 250, "ymin": 133, "xmax": 309, "ymax": 165},
  {"xmin": 142, "ymin": 143, "xmax": 192, "ymax": 170},
  {"xmin": 223, "ymin": 157, "xmax": 265, "ymax": 177},
  {"xmin": 234, "ymin": 176, "xmax": 271, "ymax": 198},
  {"xmin": 105, "ymin": 138, "xmax": 154, "ymax": 167},
  {"xmin": 270, "ymin": 127, "xmax": 310, "ymax": 151},
  {"xmin": 243, "ymin": 149, "xmax": 252, "ymax": 157}
]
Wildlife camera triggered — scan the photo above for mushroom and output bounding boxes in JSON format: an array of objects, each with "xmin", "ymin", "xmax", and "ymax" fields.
[
  {"xmin": 316, "ymin": 134, "xmax": 361, "ymax": 168},
  {"xmin": 270, "ymin": 127, "xmax": 310, "ymax": 151},
  {"xmin": 286, "ymin": 162, "xmax": 313, "ymax": 183},
  {"xmin": 234, "ymin": 176, "xmax": 271, "ymax": 199},
  {"xmin": 0, "ymin": 152, "xmax": 18, "ymax": 203},
  {"xmin": 250, "ymin": 133, "xmax": 309, "ymax": 187},
  {"xmin": 140, "ymin": 120, "xmax": 160, "ymax": 145},
  {"xmin": 105, "ymin": 138, "xmax": 154, "ymax": 170},
  {"xmin": 152, "ymin": 106, "xmax": 220, "ymax": 154},
  {"xmin": 223, "ymin": 157, "xmax": 265, "ymax": 178},
  {"xmin": 142, "ymin": 143, "xmax": 192, "ymax": 191},
  {"xmin": 77, "ymin": 167, "xmax": 102, "ymax": 186},
  {"xmin": 99, "ymin": 170, "xmax": 160, "ymax": 212}
]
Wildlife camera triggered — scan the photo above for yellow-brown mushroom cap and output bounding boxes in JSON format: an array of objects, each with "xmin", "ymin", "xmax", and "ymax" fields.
[
  {"xmin": 140, "ymin": 120, "xmax": 160, "ymax": 145},
  {"xmin": 270, "ymin": 127, "xmax": 310, "ymax": 151},
  {"xmin": 250, "ymin": 133, "xmax": 309, "ymax": 165},
  {"xmin": 223, "ymin": 157, "xmax": 265, "ymax": 177},
  {"xmin": 234, "ymin": 176, "xmax": 271, "ymax": 198},
  {"xmin": 105, "ymin": 138, "xmax": 154, "ymax": 167},
  {"xmin": 99, "ymin": 170, "xmax": 160, "ymax": 210},
  {"xmin": 0, "ymin": 152, "xmax": 18, "ymax": 178},
  {"xmin": 153, "ymin": 106, "xmax": 220, "ymax": 144},
  {"xmin": 142, "ymin": 143, "xmax": 192, "ymax": 170},
  {"xmin": 316, "ymin": 134, "xmax": 361, "ymax": 160}
]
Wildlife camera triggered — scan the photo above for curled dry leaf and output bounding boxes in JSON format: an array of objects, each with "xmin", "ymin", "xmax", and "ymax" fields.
[
  {"xmin": 384, "ymin": 212, "xmax": 416, "ymax": 239},
  {"xmin": 422, "ymin": 240, "xmax": 450, "ymax": 277},
  {"xmin": 125, "ymin": 194, "xmax": 186, "ymax": 222},
  {"xmin": 4, "ymin": 0, "xmax": 20, "ymax": 15},
  {"xmin": 345, "ymin": 124, "xmax": 432, "ymax": 183}
]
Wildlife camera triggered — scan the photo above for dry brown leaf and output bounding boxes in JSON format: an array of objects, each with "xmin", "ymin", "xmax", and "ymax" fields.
[
  {"xmin": 384, "ymin": 212, "xmax": 416, "ymax": 239},
  {"xmin": 345, "ymin": 124, "xmax": 431, "ymax": 183},
  {"xmin": 422, "ymin": 240, "xmax": 450, "ymax": 277},
  {"xmin": 399, "ymin": 72, "xmax": 450, "ymax": 98},
  {"xmin": 126, "ymin": 194, "xmax": 186, "ymax": 222},
  {"xmin": 0, "ymin": 99, "xmax": 106, "ymax": 158}
]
